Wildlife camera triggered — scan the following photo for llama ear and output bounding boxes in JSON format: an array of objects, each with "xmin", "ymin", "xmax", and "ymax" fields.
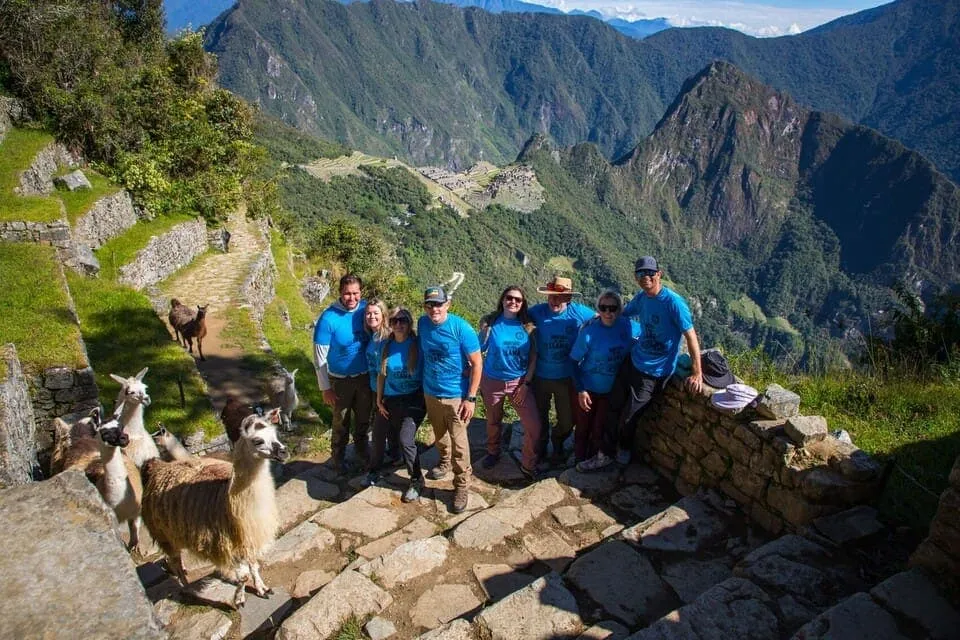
[
  {"xmin": 109, "ymin": 373, "xmax": 127, "ymax": 385},
  {"xmin": 135, "ymin": 367, "xmax": 149, "ymax": 381},
  {"xmin": 88, "ymin": 407, "xmax": 101, "ymax": 427},
  {"xmin": 267, "ymin": 407, "xmax": 282, "ymax": 424},
  {"xmin": 291, "ymin": 369, "xmax": 298, "ymax": 378}
]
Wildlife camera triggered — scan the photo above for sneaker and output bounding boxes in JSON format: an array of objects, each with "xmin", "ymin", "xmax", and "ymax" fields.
[
  {"xmin": 577, "ymin": 452, "xmax": 614, "ymax": 473},
  {"xmin": 451, "ymin": 486, "xmax": 469, "ymax": 514},
  {"xmin": 402, "ymin": 478, "xmax": 424, "ymax": 503},
  {"xmin": 362, "ymin": 471, "xmax": 380, "ymax": 487},
  {"xmin": 519, "ymin": 465, "xmax": 538, "ymax": 483},
  {"xmin": 536, "ymin": 459, "xmax": 552, "ymax": 473},
  {"xmin": 481, "ymin": 453, "xmax": 500, "ymax": 469},
  {"xmin": 616, "ymin": 448, "xmax": 632, "ymax": 466},
  {"xmin": 427, "ymin": 463, "xmax": 452, "ymax": 480}
]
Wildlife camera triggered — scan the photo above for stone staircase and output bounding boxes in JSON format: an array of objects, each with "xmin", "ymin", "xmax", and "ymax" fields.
[{"xmin": 136, "ymin": 419, "xmax": 960, "ymax": 640}]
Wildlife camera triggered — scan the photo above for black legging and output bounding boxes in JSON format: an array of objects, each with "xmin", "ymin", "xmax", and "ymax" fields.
[
  {"xmin": 601, "ymin": 359, "xmax": 667, "ymax": 456},
  {"xmin": 370, "ymin": 391, "xmax": 427, "ymax": 480}
]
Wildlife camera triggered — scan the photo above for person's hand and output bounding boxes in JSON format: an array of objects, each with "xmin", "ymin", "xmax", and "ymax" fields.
[
  {"xmin": 578, "ymin": 390, "xmax": 592, "ymax": 411},
  {"xmin": 322, "ymin": 388, "xmax": 337, "ymax": 407},
  {"xmin": 685, "ymin": 373, "xmax": 703, "ymax": 394},
  {"xmin": 377, "ymin": 399, "xmax": 389, "ymax": 419},
  {"xmin": 459, "ymin": 399, "xmax": 476, "ymax": 422},
  {"xmin": 514, "ymin": 383, "xmax": 528, "ymax": 406}
]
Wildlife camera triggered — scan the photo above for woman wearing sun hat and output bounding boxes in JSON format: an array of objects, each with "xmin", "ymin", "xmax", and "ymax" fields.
[{"xmin": 529, "ymin": 275, "xmax": 596, "ymax": 466}]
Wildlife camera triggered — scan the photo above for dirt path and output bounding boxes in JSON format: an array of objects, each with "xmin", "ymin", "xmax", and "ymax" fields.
[{"xmin": 161, "ymin": 209, "xmax": 268, "ymax": 411}]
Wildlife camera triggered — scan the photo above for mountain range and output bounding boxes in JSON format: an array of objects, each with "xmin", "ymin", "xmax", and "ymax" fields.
[{"xmin": 205, "ymin": 0, "xmax": 960, "ymax": 184}]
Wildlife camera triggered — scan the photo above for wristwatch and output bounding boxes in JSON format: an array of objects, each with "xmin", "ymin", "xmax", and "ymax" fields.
[{"xmin": 465, "ymin": 395, "xmax": 477, "ymax": 402}]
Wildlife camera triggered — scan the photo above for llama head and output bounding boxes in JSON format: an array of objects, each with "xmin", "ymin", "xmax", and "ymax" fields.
[
  {"xmin": 110, "ymin": 368, "xmax": 151, "ymax": 408},
  {"xmin": 151, "ymin": 423, "xmax": 175, "ymax": 447},
  {"xmin": 91, "ymin": 407, "xmax": 128, "ymax": 448},
  {"xmin": 281, "ymin": 367, "xmax": 298, "ymax": 384},
  {"xmin": 170, "ymin": 298, "xmax": 182, "ymax": 309},
  {"xmin": 196, "ymin": 304, "xmax": 209, "ymax": 319},
  {"xmin": 237, "ymin": 408, "xmax": 288, "ymax": 462}
]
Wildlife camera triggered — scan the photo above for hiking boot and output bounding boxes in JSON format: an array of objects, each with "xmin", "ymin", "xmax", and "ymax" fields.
[
  {"xmin": 402, "ymin": 478, "xmax": 424, "ymax": 503},
  {"xmin": 481, "ymin": 453, "xmax": 500, "ymax": 469},
  {"xmin": 451, "ymin": 486, "xmax": 469, "ymax": 514},
  {"xmin": 427, "ymin": 463, "xmax": 452, "ymax": 480},
  {"xmin": 577, "ymin": 452, "xmax": 614, "ymax": 473},
  {"xmin": 616, "ymin": 448, "xmax": 632, "ymax": 466},
  {"xmin": 519, "ymin": 465, "xmax": 538, "ymax": 483},
  {"xmin": 362, "ymin": 471, "xmax": 380, "ymax": 487}
]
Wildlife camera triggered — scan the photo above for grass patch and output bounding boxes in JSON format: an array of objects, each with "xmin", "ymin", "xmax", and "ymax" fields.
[
  {"xmin": 0, "ymin": 128, "xmax": 63, "ymax": 223},
  {"xmin": 334, "ymin": 615, "xmax": 368, "ymax": 640},
  {"xmin": 0, "ymin": 244, "xmax": 86, "ymax": 373},
  {"xmin": 730, "ymin": 348, "xmax": 960, "ymax": 531},
  {"xmin": 729, "ymin": 294, "xmax": 766, "ymax": 323},
  {"xmin": 261, "ymin": 231, "xmax": 330, "ymax": 434},
  {"xmin": 66, "ymin": 272, "xmax": 221, "ymax": 438},
  {"xmin": 95, "ymin": 212, "xmax": 197, "ymax": 280},
  {"xmin": 58, "ymin": 170, "xmax": 121, "ymax": 224}
]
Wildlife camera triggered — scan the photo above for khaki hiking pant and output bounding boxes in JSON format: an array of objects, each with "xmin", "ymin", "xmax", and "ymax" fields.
[{"xmin": 424, "ymin": 394, "xmax": 473, "ymax": 488}]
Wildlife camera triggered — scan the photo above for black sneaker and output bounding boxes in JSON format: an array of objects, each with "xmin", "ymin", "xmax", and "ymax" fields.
[
  {"xmin": 402, "ymin": 478, "xmax": 424, "ymax": 503},
  {"xmin": 426, "ymin": 463, "xmax": 452, "ymax": 480},
  {"xmin": 362, "ymin": 471, "xmax": 380, "ymax": 487},
  {"xmin": 520, "ymin": 465, "xmax": 538, "ymax": 482},
  {"xmin": 481, "ymin": 453, "xmax": 500, "ymax": 469}
]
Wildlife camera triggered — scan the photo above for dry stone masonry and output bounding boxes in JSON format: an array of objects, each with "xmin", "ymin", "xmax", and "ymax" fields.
[
  {"xmin": 71, "ymin": 189, "xmax": 139, "ymax": 250},
  {"xmin": 117, "ymin": 218, "xmax": 208, "ymax": 289},
  {"xmin": 633, "ymin": 377, "xmax": 885, "ymax": 534},
  {"xmin": 0, "ymin": 344, "xmax": 40, "ymax": 487},
  {"xmin": 911, "ymin": 454, "xmax": 960, "ymax": 602},
  {"xmin": 15, "ymin": 140, "xmax": 78, "ymax": 196}
]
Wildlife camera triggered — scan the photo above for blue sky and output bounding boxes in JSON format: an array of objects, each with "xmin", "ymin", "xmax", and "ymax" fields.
[{"xmin": 538, "ymin": 0, "xmax": 892, "ymax": 36}]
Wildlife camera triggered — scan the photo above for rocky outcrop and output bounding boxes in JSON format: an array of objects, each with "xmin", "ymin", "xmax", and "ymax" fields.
[
  {"xmin": 117, "ymin": 218, "xmax": 208, "ymax": 290},
  {"xmin": 0, "ymin": 96, "xmax": 23, "ymax": 143},
  {"xmin": 0, "ymin": 470, "xmax": 164, "ymax": 639},
  {"xmin": 0, "ymin": 344, "xmax": 40, "ymax": 488}
]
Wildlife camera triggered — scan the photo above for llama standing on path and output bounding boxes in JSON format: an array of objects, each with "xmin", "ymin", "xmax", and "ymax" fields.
[
  {"xmin": 180, "ymin": 304, "xmax": 209, "ymax": 361},
  {"xmin": 168, "ymin": 298, "xmax": 195, "ymax": 347},
  {"xmin": 275, "ymin": 367, "xmax": 299, "ymax": 431},
  {"xmin": 110, "ymin": 368, "xmax": 159, "ymax": 467},
  {"xmin": 141, "ymin": 408, "xmax": 288, "ymax": 607}
]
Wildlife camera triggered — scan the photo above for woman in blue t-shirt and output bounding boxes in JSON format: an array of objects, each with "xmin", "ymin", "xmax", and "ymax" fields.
[
  {"xmin": 373, "ymin": 307, "xmax": 427, "ymax": 502},
  {"xmin": 363, "ymin": 298, "xmax": 395, "ymax": 484},
  {"xmin": 478, "ymin": 286, "xmax": 542, "ymax": 480},
  {"xmin": 569, "ymin": 290, "xmax": 640, "ymax": 464}
]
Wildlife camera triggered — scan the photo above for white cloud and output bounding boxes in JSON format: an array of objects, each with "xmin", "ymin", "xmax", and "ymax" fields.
[{"xmin": 536, "ymin": 1, "xmax": 881, "ymax": 37}]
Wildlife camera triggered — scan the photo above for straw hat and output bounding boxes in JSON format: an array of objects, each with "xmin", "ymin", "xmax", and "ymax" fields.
[{"xmin": 536, "ymin": 276, "xmax": 582, "ymax": 296}]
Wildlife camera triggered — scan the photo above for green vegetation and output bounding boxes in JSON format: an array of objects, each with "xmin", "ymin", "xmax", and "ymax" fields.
[
  {"xmin": 0, "ymin": 244, "xmax": 86, "ymax": 373},
  {"xmin": 66, "ymin": 272, "xmax": 220, "ymax": 438},
  {"xmin": 0, "ymin": 128, "xmax": 62, "ymax": 223},
  {"xmin": 333, "ymin": 616, "xmax": 368, "ymax": 640},
  {"xmin": 58, "ymin": 171, "xmax": 120, "ymax": 224},
  {"xmin": 95, "ymin": 212, "xmax": 197, "ymax": 280}
]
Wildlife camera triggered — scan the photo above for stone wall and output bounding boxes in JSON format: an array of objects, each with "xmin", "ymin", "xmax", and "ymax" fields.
[
  {"xmin": 29, "ymin": 365, "xmax": 100, "ymax": 461},
  {"xmin": 0, "ymin": 344, "xmax": 40, "ymax": 488},
  {"xmin": 634, "ymin": 378, "xmax": 884, "ymax": 535},
  {"xmin": 911, "ymin": 454, "xmax": 960, "ymax": 602},
  {"xmin": 15, "ymin": 141, "xmax": 79, "ymax": 196},
  {"xmin": 72, "ymin": 190, "xmax": 139, "ymax": 249},
  {"xmin": 0, "ymin": 96, "xmax": 23, "ymax": 143},
  {"xmin": 117, "ymin": 218, "xmax": 207, "ymax": 290},
  {"xmin": 0, "ymin": 219, "xmax": 71, "ymax": 247},
  {"xmin": 241, "ymin": 250, "xmax": 277, "ymax": 325}
]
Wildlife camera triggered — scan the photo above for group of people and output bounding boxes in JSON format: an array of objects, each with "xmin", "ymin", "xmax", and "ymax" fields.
[{"xmin": 312, "ymin": 257, "xmax": 703, "ymax": 514}]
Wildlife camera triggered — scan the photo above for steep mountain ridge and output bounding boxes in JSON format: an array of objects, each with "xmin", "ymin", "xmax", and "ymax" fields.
[{"xmin": 206, "ymin": 0, "xmax": 960, "ymax": 182}]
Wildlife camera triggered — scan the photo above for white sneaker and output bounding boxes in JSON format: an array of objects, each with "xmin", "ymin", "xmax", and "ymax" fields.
[
  {"xmin": 576, "ymin": 452, "xmax": 613, "ymax": 473},
  {"xmin": 616, "ymin": 448, "xmax": 632, "ymax": 465}
]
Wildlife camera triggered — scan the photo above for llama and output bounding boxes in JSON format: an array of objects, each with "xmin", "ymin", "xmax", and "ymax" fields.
[
  {"xmin": 153, "ymin": 424, "xmax": 231, "ymax": 466},
  {"xmin": 180, "ymin": 304, "xmax": 209, "ymax": 361},
  {"xmin": 140, "ymin": 408, "xmax": 288, "ymax": 607},
  {"xmin": 273, "ymin": 367, "xmax": 298, "ymax": 431},
  {"xmin": 110, "ymin": 368, "xmax": 159, "ymax": 467},
  {"xmin": 168, "ymin": 298, "xmax": 196, "ymax": 347},
  {"xmin": 220, "ymin": 395, "xmax": 258, "ymax": 443},
  {"xmin": 50, "ymin": 414, "xmax": 97, "ymax": 474}
]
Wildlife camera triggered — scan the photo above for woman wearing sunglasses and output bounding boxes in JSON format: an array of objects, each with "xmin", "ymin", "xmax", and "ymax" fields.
[
  {"xmin": 371, "ymin": 307, "xmax": 427, "ymax": 502},
  {"xmin": 478, "ymin": 286, "xmax": 542, "ymax": 480},
  {"xmin": 569, "ymin": 291, "xmax": 640, "ymax": 466},
  {"xmin": 363, "ymin": 298, "xmax": 396, "ymax": 485}
]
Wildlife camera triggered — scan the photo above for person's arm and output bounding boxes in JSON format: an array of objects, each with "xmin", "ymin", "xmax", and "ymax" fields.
[
  {"xmin": 313, "ymin": 313, "xmax": 336, "ymax": 405},
  {"xmin": 377, "ymin": 373, "xmax": 388, "ymax": 418},
  {"xmin": 684, "ymin": 328, "xmax": 703, "ymax": 393},
  {"xmin": 569, "ymin": 328, "xmax": 592, "ymax": 410},
  {"xmin": 515, "ymin": 330, "xmax": 537, "ymax": 405},
  {"xmin": 460, "ymin": 350, "xmax": 483, "ymax": 422}
]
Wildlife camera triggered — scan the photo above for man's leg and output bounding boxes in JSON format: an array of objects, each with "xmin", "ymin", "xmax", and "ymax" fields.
[
  {"xmin": 352, "ymin": 377, "xmax": 373, "ymax": 465},
  {"xmin": 439, "ymin": 397, "xmax": 473, "ymax": 489},
  {"xmin": 551, "ymin": 378, "xmax": 576, "ymax": 459},
  {"xmin": 618, "ymin": 370, "xmax": 666, "ymax": 458},
  {"xmin": 424, "ymin": 394, "xmax": 452, "ymax": 477},
  {"xmin": 329, "ymin": 377, "xmax": 356, "ymax": 467},
  {"xmin": 533, "ymin": 377, "xmax": 553, "ymax": 459}
]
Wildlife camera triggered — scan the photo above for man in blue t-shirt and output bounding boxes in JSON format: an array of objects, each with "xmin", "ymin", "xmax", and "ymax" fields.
[
  {"xmin": 529, "ymin": 275, "xmax": 595, "ymax": 466},
  {"xmin": 418, "ymin": 285, "xmax": 482, "ymax": 514},
  {"xmin": 313, "ymin": 273, "xmax": 371, "ymax": 474},
  {"xmin": 577, "ymin": 257, "xmax": 704, "ymax": 472}
]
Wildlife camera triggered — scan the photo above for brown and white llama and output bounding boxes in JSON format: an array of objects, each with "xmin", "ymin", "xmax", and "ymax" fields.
[
  {"xmin": 140, "ymin": 408, "xmax": 288, "ymax": 607},
  {"xmin": 110, "ymin": 368, "xmax": 158, "ymax": 467}
]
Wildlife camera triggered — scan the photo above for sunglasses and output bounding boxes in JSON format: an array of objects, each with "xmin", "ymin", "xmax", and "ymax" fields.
[
  {"xmin": 503, "ymin": 295, "xmax": 524, "ymax": 304},
  {"xmin": 390, "ymin": 317, "xmax": 411, "ymax": 325},
  {"xmin": 598, "ymin": 304, "xmax": 620, "ymax": 313},
  {"xmin": 636, "ymin": 269, "xmax": 658, "ymax": 278},
  {"xmin": 424, "ymin": 301, "xmax": 443, "ymax": 309}
]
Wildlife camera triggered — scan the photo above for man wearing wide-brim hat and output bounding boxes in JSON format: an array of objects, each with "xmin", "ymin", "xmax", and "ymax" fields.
[
  {"xmin": 578, "ymin": 257, "xmax": 703, "ymax": 472},
  {"xmin": 529, "ymin": 275, "xmax": 596, "ymax": 467}
]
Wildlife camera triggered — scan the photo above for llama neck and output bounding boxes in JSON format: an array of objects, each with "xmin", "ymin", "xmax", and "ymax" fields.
[
  {"xmin": 98, "ymin": 442, "xmax": 129, "ymax": 503},
  {"xmin": 119, "ymin": 401, "xmax": 160, "ymax": 465},
  {"xmin": 230, "ymin": 452, "xmax": 270, "ymax": 494},
  {"xmin": 119, "ymin": 401, "xmax": 145, "ymax": 435}
]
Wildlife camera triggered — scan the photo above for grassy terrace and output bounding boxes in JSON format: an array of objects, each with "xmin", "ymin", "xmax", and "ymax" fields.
[
  {"xmin": 732, "ymin": 350, "xmax": 960, "ymax": 531},
  {"xmin": 95, "ymin": 212, "xmax": 197, "ymax": 280},
  {"xmin": 0, "ymin": 129, "xmax": 62, "ymax": 223},
  {"xmin": 0, "ymin": 243, "xmax": 86, "ymax": 374},
  {"xmin": 59, "ymin": 170, "xmax": 120, "ymax": 224}
]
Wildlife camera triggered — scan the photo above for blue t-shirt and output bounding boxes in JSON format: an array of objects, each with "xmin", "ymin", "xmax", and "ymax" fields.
[
  {"xmin": 529, "ymin": 302, "xmax": 596, "ymax": 380},
  {"xmin": 418, "ymin": 313, "xmax": 481, "ymax": 398},
  {"xmin": 570, "ymin": 316, "xmax": 641, "ymax": 393},
  {"xmin": 365, "ymin": 337, "xmax": 385, "ymax": 391},
  {"xmin": 622, "ymin": 286, "xmax": 694, "ymax": 378},
  {"xmin": 481, "ymin": 316, "xmax": 533, "ymax": 382},
  {"xmin": 313, "ymin": 300, "xmax": 369, "ymax": 377},
  {"xmin": 381, "ymin": 337, "xmax": 423, "ymax": 397}
]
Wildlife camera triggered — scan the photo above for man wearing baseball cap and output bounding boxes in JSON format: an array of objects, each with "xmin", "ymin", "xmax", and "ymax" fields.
[
  {"xmin": 418, "ymin": 285, "xmax": 483, "ymax": 513},
  {"xmin": 578, "ymin": 257, "xmax": 703, "ymax": 472}
]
